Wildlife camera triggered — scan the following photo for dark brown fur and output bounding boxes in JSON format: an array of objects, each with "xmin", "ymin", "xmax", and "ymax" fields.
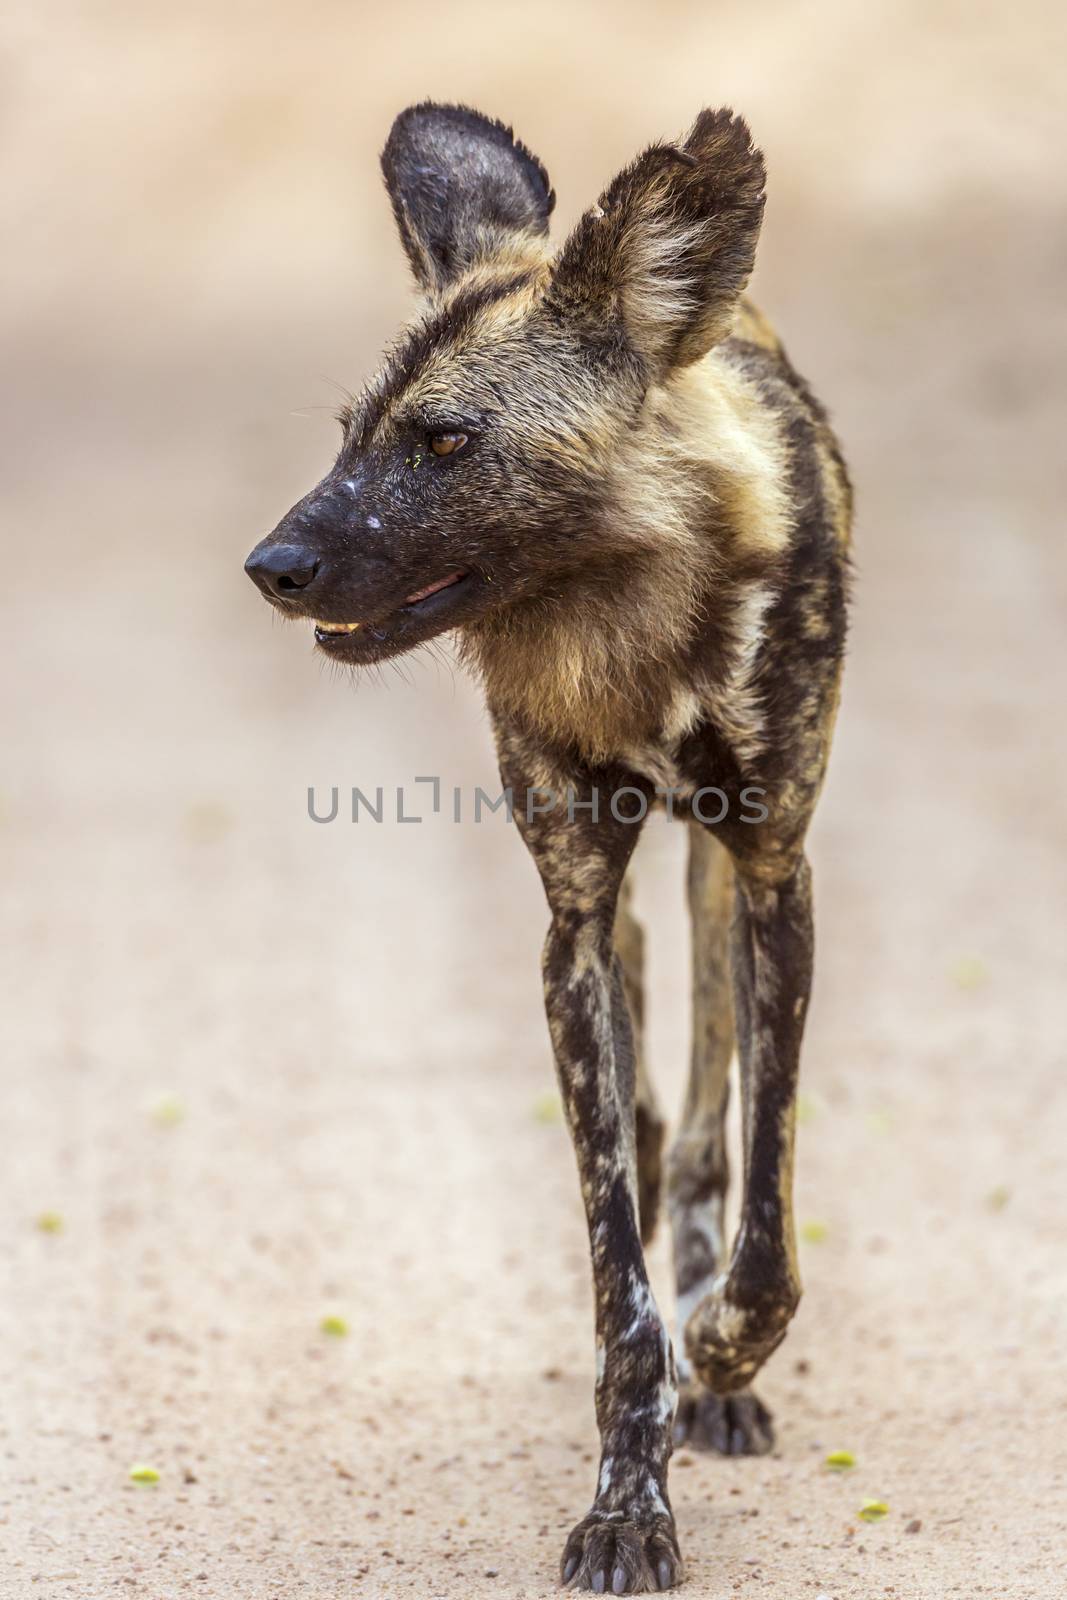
[{"xmin": 245, "ymin": 101, "xmax": 852, "ymax": 1593}]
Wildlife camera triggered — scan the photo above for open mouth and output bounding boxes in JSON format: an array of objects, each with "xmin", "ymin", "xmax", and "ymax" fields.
[{"xmin": 312, "ymin": 569, "xmax": 472, "ymax": 651}]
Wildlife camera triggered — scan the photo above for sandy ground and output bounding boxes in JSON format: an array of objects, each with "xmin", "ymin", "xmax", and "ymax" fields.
[{"xmin": 2, "ymin": 2, "xmax": 1066, "ymax": 1596}]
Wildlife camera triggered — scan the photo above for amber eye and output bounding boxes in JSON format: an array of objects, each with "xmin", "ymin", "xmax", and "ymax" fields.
[{"xmin": 429, "ymin": 430, "xmax": 468, "ymax": 457}]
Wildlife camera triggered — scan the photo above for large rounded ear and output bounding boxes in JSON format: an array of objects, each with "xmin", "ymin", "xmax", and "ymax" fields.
[
  {"xmin": 548, "ymin": 110, "xmax": 765, "ymax": 378},
  {"xmin": 381, "ymin": 102, "xmax": 555, "ymax": 295}
]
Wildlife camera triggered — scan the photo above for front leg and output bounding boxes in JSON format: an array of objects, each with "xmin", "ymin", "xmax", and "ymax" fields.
[
  {"xmin": 501, "ymin": 735, "xmax": 681, "ymax": 1594},
  {"xmin": 550, "ymin": 950, "xmax": 680, "ymax": 1593}
]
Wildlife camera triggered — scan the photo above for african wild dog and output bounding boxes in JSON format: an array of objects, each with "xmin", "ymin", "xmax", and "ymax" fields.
[{"xmin": 245, "ymin": 102, "xmax": 851, "ymax": 1593}]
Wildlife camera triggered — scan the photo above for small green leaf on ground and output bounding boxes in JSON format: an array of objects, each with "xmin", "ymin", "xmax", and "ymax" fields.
[
  {"xmin": 950, "ymin": 956, "xmax": 988, "ymax": 991},
  {"xmin": 986, "ymin": 1185, "xmax": 1011, "ymax": 1212},
  {"xmin": 858, "ymin": 1499, "xmax": 889, "ymax": 1522},
  {"xmin": 532, "ymin": 1091, "xmax": 563, "ymax": 1125},
  {"xmin": 36, "ymin": 1211, "xmax": 64, "ymax": 1234},
  {"xmin": 149, "ymin": 1093, "xmax": 185, "ymax": 1127},
  {"xmin": 796, "ymin": 1094, "xmax": 818, "ymax": 1126},
  {"xmin": 800, "ymin": 1220, "xmax": 829, "ymax": 1244},
  {"xmin": 128, "ymin": 1464, "xmax": 161, "ymax": 1484},
  {"xmin": 320, "ymin": 1314, "xmax": 349, "ymax": 1337},
  {"xmin": 825, "ymin": 1449, "xmax": 855, "ymax": 1471}
]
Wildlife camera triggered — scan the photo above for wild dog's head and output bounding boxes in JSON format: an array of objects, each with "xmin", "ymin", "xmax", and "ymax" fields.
[{"xmin": 245, "ymin": 103, "xmax": 765, "ymax": 665}]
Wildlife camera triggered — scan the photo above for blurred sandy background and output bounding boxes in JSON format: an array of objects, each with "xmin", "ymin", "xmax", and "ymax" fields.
[{"xmin": 2, "ymin": 2, "xmax": 1066, "ymax": 1595}]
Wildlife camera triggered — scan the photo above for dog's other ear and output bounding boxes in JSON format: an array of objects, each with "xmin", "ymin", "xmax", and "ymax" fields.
[
  {"xmin": 549, "ymin": 110, "xmax": 765, "ymax": 378},
  {"xmin": 381, "ymin": 102, "xmax": 555, "ymax": 295}
]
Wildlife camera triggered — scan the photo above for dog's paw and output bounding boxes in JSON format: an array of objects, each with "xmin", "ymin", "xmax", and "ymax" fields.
[
  {"xmin": 673, "ymin": 1383, "xmax": 774, "ymax": 1455},
  {"xmin": 560, "ymin": 1510, "xmax": 681, "ymax": 1593},
  {"xmin": 683, "ymin": 1279, "xmax": 798, "ymax": 1394}
]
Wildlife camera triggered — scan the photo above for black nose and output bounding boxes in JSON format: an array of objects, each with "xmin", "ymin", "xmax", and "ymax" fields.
[{"xmin": 244, "ymin": 542, "xmax": 321, "ymax": 600}]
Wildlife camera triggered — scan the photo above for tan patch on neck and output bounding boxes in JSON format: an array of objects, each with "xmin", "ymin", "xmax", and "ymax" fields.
[{"xmin": 462, "ymin": 556, "xmax": 697, "ymax": 765}]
